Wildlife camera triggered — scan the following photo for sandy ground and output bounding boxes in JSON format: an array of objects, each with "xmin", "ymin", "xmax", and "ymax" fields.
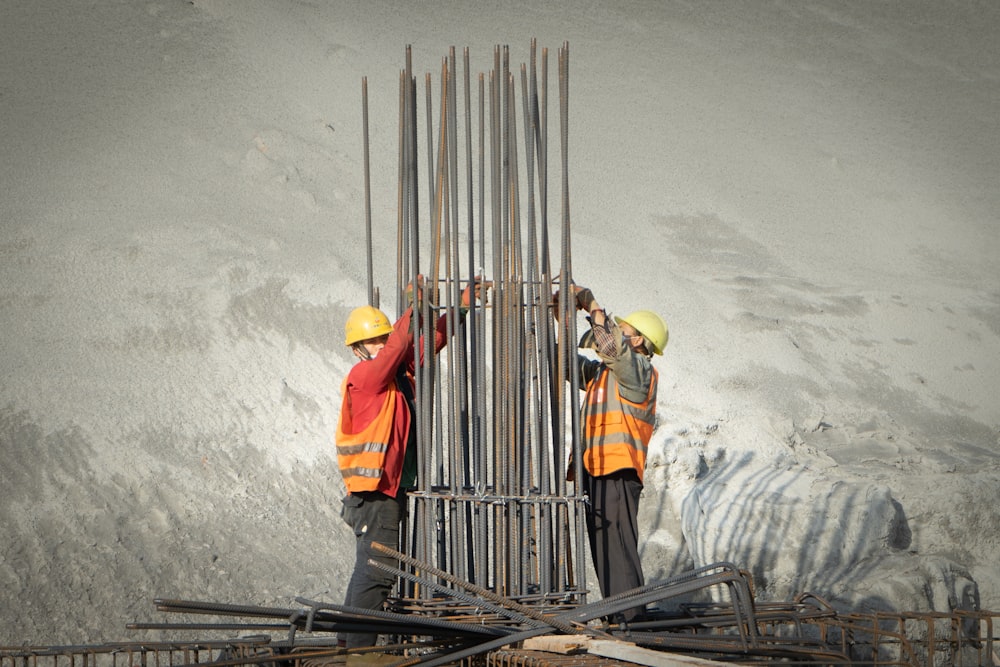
[{"xmin": 1, "ymin": 0, "xmax": 998, "ymax": 645}]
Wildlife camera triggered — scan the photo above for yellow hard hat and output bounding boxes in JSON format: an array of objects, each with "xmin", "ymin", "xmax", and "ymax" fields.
[
  {"xmin": 615, "ymin": 310, "xmax": 669, "ymax": 356},
  {"xmin": 344, "ymin": 305, "xmax": 393, "ymax": 346}
]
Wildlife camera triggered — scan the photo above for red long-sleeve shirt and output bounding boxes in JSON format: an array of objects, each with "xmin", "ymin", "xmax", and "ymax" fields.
[{"xmin": 341, "ymin": 307, "xmax": 450, "ymax": 497}]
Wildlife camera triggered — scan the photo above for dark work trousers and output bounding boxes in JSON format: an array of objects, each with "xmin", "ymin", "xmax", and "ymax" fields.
[
  {"xmin": 340, "ymin": 490, "xmax": 406, "ymax": 648},
  {"xmin": 582, "ymin": 467, "xmax": 645, "ymax": 622}
]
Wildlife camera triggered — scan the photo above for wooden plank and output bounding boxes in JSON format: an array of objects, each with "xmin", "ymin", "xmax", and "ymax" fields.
[
  {"xmin": 586, "ymin": 640, "xmax": 740, "ymax": 667},
  {"xmin": 521, "ymin": 635, "xmax": 592, "ymax": 654}
]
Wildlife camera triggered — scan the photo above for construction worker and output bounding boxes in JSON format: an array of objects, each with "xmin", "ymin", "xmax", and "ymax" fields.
[
  {"xmin": 562, "ymin": 284, "xmax": 668, "ymax": 624},
  {"xmin": 335, "ymin": 277, "xmax": 485, "ymax": 650}
]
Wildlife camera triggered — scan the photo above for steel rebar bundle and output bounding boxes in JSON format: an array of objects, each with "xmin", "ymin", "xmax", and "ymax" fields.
[{"xmin": 359, "ymin": 41, "xmax": 586, "ymax": 606}]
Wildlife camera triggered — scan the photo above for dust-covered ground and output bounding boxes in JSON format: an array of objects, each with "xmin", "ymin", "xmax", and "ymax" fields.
[{"xmin": 1, "ymin": 0, "xmax": 998, "ymax": 645}]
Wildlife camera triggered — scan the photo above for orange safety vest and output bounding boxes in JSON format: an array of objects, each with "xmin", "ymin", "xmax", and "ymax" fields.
[
  {"xmin": 581, "ymin": 366, "xmax": 658, "ymax": 482},
  {"xmin": 335, "ymin": 378, "xmax": 398, "ymax": 493}
]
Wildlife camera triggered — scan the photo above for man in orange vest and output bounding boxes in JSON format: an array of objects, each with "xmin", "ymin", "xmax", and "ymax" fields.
[
  {"xmin": 567, "ymin": 284, "xmax": 668, "ymax": 624},
  {"xmin": 335, "ymin": 277, "xmax": 485, "ymax": 649}
]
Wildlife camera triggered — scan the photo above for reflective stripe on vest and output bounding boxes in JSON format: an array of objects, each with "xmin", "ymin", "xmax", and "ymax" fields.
[
  {"xmin": 581, "ymin": 366, "xmax": 657, "ymax": 482},
  {"xmin": 335, "ymin": 378, "xmax": 397, "ymax": 493}
]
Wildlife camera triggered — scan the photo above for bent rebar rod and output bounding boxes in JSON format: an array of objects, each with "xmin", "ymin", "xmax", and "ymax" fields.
[
  {"xmin": 293, "ymin": 597, "xmax": 509, "ymax": 638},
  {"xmin": 367, "ymin": 557, "xmax": 547, "ymax": 630},
  {"xmin": 370, "ymin": 541, "xmax": 611, "ymax": 639},
  {"xmin": 405, "ymin": 563, "xmax": 760, "ymax": 667},
  {"xmin": 560, "ymin": 562, "xmax": 760, "ymax": 651}
]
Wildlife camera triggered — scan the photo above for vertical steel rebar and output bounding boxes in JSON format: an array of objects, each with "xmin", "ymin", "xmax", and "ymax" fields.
[
  {"xmin": 362, "ymin": 76, "xmax": 375, "ymax": 307},
  {"xmin": 474, "ymin": 70, "xmax": 489, "ymax": 592},
  {"xmin": 559, "ymin": 41, "xmax": 587, "ymax": 603},
  {"xmin": 489, "ymin": 51, "xmax": 505, "ymax": 596},
  {"xmin": 428, "ymin": 56, "xmax": 448, "ymax": 576},
  {"xmin": 397, "ymin": 70, "xmax": 407, "ymax": 313}
]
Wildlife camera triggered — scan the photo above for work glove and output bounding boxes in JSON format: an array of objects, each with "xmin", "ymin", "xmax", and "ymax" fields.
[
  {"xmin": 405, "ymin": 274, "xmax": 426, "ymax": 312},
  {"xmin": 460, "ymin": 275, "xmax": 492, "ymax": 313},
  {"xmin": 551, "ymin": 287, "xmax": 584, "ymax": 321},
  {"xmin": 573, "ymin": 285, "xmax": 597, "ymax": 313}
]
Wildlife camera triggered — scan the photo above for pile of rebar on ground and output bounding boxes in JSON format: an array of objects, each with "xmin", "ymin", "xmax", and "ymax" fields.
[{"xmin": 4, "ymin": 556, "xmax": 997, "ymax": 666}]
